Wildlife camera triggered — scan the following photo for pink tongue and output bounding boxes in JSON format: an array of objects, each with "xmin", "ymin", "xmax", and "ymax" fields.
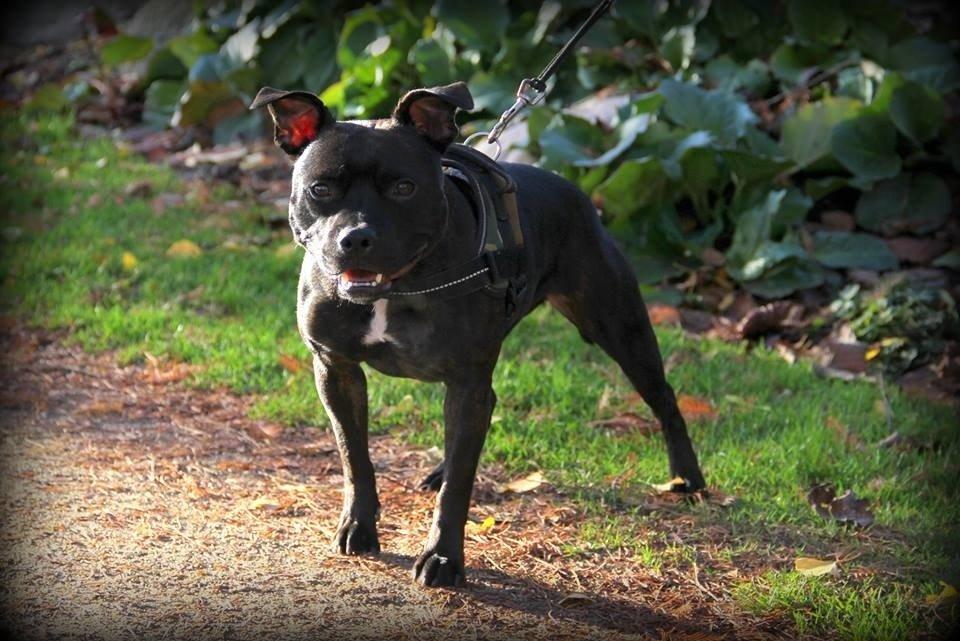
[{"xmin": 343, "ymin": 269, "xmax": 377, "ymax": 282}]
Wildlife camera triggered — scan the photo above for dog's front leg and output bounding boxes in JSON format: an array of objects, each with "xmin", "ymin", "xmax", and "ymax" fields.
[
  {"xmin": 313, "ymin": 353, "xmax": 380, "ymax": 555},
  {"xmin": 413, "ymin": 376, "xmax": 496, "ymax": 587}
]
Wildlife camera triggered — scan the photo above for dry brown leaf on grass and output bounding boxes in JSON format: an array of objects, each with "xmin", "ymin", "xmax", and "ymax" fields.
[
  {"xmin": 925, "ymin": 581, "xmax": 958, "ymax": 606},
  {"xmin": 142, "ymin": 352, "xmax": 199, "ymax": 384},
  {"xmin": 465, "ymin": 515, "xmax": 496, "ymax": 536},
  {"xmin": 121, "ymin": 250, "xmax": 138, "ymax": 271},
  {"xmin": 244, "ymin": 422, "xmax": 284, "ymax": 441},
  {"xmin": 588, "ymin": 411, "xmax": 660, "ymax": 436},
  {"xmin": 557, "ymin": 592, "xmax": 593, "ymax": 608},
  {"xmin": 677, "ymin": 394, "xmax": 717, "ymax": 421},
  {"xmin": 166, "ymin": 239, "xmax": 203, "ymax": 257},
  {"xmin": 278, "ymin": 353, "xmax": 307, "ymax": 374},
  {"xmin": 79, "ymin": 399, "xmax": 124, "ymax": 415},
  {"xmin": 496, "ymin": 471, "xmax": 546, "ymax": 494},
  {"xmin": 649, "ymin": 304, "xmax": 682, "ymax": 326},
  {"xmin": 794, "ymin": 557, "xmax": 839, "ymax": 577}
]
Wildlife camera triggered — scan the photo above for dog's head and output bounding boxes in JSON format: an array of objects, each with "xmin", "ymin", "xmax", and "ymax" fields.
[{"xmin": 250, "ymin": 82, "xmax": 474, "ymax": 303}]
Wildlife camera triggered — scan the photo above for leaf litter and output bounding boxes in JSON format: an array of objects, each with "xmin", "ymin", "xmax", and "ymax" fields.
[{"xmin": 0, "ymin": 323, "xmax": 896, "ymax": 640}]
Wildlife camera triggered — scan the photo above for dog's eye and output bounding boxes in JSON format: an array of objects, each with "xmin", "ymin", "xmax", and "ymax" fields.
[
  {"xmin": 309, "ymin": 182, "xmax": 333, "ymax": 200},
  {"xmin": 391, "ymin": 180, "xmax": 416, "ymax": 198}
]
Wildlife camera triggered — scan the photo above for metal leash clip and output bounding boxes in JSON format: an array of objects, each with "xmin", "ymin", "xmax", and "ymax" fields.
[
  {"xmin": 464, "ymin": 0, "xmax": 614, "ymax": 161},
  {"xmin": 464, "ymin": 78, "xmax": 546, "ymax": 161}
]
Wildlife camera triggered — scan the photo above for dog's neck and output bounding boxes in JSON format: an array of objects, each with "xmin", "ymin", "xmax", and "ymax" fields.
[{"xmin": 401, "ymin": 175, "xmax": 479, "ymax": 282}]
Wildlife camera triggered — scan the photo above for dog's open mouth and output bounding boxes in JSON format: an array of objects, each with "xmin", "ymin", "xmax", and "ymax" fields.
[{"xmin": 338, "ymin": 269, "xmax": 391, "ymax": 297}]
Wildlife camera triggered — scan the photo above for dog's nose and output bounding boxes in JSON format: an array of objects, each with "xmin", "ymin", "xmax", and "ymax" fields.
[{"xmin": 337, "ymin": 226, "xmax": 376, "ymax": 255}]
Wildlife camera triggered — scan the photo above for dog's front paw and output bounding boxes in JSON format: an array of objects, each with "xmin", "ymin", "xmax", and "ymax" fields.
[
  {"xmin": 332, "ymin": 512, "xmax": 380, "ymax": 555},
  {"xmin": 412, "ymin": 548, "xmax": 464, "ymax": 587}
]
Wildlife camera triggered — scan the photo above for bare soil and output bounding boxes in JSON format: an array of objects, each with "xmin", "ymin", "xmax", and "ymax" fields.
[{"xmin": 0, "ymin": 323, "xmax": 790, "ymax": 641}]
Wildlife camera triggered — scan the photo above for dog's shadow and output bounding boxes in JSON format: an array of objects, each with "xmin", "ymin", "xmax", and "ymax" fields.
[{"xmin": 374, "ymin": 552, "xmax": 721, "ymax": 636}]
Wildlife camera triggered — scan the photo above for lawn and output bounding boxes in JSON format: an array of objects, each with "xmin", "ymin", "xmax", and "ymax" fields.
[{"xmin": 1, "ymin": 109, "xmax": 957, "ymax": 639}]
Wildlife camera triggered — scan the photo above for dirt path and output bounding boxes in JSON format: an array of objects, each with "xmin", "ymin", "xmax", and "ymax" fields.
[{"xmin": 0, "ymin": 324, "xmax": 786, "ymax": 641}]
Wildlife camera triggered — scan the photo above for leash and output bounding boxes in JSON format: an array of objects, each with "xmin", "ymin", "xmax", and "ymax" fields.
[{"xmin": 464, "ymin": 0, "xmax": 615, "ymax": 159}]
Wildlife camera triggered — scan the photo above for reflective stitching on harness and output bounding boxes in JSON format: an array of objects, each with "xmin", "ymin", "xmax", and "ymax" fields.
[{"xmin": 389, "ymin": 267, "xmax": 490, "ymax": 296}]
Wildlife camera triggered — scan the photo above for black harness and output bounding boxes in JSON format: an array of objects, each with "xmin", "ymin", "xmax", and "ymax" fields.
[{"xmin": 387, "ymin": 144, "xmax": 527, "ymax": 316}]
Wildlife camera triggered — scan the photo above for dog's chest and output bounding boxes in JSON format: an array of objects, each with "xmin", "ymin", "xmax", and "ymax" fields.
[{"xmin": 361, "ymin": 300, "xmax": 395, "ymax": 346}]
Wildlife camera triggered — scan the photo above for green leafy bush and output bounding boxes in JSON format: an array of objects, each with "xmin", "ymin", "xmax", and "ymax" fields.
[{"xmin": 105, "ymin": 0, "xmax": 958, "ymax": 295}]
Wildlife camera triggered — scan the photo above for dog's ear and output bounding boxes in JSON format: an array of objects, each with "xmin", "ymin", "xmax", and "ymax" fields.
[
  {"xmin": 393, "ymin": 81, "xmax": 474, "ymax": 150},
  {"xmin": 250, "ymin": 87, "xmax": 333, "ymax": 156}
]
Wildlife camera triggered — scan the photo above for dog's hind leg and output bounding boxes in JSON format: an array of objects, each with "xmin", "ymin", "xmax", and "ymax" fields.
[{"xmin": 547, "ymin": 243, "xmax": 706, "ymax": 491}]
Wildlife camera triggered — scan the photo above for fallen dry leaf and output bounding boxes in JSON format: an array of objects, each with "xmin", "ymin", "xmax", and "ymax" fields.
[
  {"xmin": 794, "ymin": 557, "xmax": 838, "ymax": 577},
  {"xmin": 166, "ymin": 239, "xmax": 203, "ymax": 258},
  {"xmin": 278, "ymin": 353, "xmax": 307, "ymax": 374},
  {"xmin": 652, "ymin": 476, "xmax": 688, "ymax": 493},
  {"xmin": 736, "ymin": 301, "xmax": 801, "ymax": 338},
  {"xmin": 649, "ymin": 304, "xmax": 682, "ymax": 326},
  {"xmin": 244, "ymin": 422, "xmax": 284, "ymax": 441},
  {"xmin": 558, "ymin": 592, "xmax": 593, "ymax": 608},
  {"xmin": 497, "ymin": 471, "xmax": 546, "ymax": 494},
  {"xmin": 925, "ymin": 581, "xmax": 959, "ymax": 606},
  {"xmin": 79, "ymin": 399, "xmax": 124, "ymax": 415},
  {"xmin": 465, "ymin": 515, "xmax": 495, "ymax": 536},
  {"xmin": 121, "ymin": 250, "xmax": 138, "ymax": 271},
  {"xmin": 677, "ymin": 394, "xmax": 717, "ymax": 421},
  {"xmin": 588, "ymin": 412, "xmax": 659, "ymax": 436}
]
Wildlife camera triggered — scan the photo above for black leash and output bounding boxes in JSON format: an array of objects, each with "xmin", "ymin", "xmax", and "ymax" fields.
[{"xmin": 472, "ymin": 0, "xmax": 615, "ymax": 157}]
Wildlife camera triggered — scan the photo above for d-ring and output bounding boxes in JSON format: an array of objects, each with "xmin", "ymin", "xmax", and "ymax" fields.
[{"xmin": 463, "ymin": 131, "xmax": 503, "ymax": 161}]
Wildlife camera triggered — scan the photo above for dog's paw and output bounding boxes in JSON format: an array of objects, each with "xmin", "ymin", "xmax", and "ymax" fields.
[
  {"xmin": 332, "ymin": 513, "xmax": 380, "ymax": 556},
  {"xmin": 418, "ymin": 462, "xmax": 444, "ymax": 492},
  {"xmin": 412, "ymin": 548, "xmax": 464, "ymax": 587}
]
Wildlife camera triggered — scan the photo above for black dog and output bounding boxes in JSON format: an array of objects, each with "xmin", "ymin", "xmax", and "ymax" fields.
[{"xmin": 251, "ymin": 81, "xmax": 705, "ymax": 587}]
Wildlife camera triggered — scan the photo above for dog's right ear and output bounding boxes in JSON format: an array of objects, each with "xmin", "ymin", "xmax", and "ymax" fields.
[{"xmin": 250, "ymin": 87, "xmax": 333, "ymax": 156}]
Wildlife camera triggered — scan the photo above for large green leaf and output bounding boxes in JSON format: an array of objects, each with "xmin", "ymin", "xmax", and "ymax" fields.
[
  {"xmin": 780, "ymin": 97, "xmax": 861, "ymax": 167},
  {"xmin": 830, "ymin": 113, "xmax": 901, "ymax": 181},
  {"xmin": 300, "ymin": 23, "xmax": 338, "ymax": 91},
  {"xmin": 660, "ymin": 25, "xmax": 696, "ymax": 72},
  {"xmin": 538, "ymin": 114, "xmax": 606, "ymax": 170},
  {"xmin": 167, "ymin": 29, "xmax": 219, "ymax": 69},
  {"xmin": 721, "ymin": 150, "xmax": 792, "ymax": 184},
  {"xmin": 257, "ymin": 23, "xmax": 305, "ymax": 89},
  {"xmin": 742, "ymin": 251, "xmax": 825, "ymax": 298},
  {"xmin": 143, "ymin": 79, "xmax": 186, "ymax": 129},
  {"xmin": 576, "ymin": 115, "xmax": 650, "ymax": 168},
  {"xmin": 409, "ymin": 37, "xmax": 456, "ymax": 87},
  {"xmin": 726, "ymin": 189, "xmax": 786, "ymax": 278},
  {"xmin": 101, "ymin": 35, "xmax": 154, "ymax": 66},
  {"xmin": 888, "ymin": 36, "xmax": 960, "ymax": 93},
  {"xmin": 712, "ymin": 0, "xmax": 758, "ymax": 38},
  {"xmin": 811, "ymin": 231, "xmax": 899, "ymax": 270},
  {"xmin": 144, "ymin": 47, "xmax": 188, "ymax": 85},
  {"xmin": 788, "ymin": 0, "xmax": 847, "ymax": 46},
  {"xmin": 888, "ymin": 80, "xmax": 944, "ymax": 143},
  {"xmin": 594, "ymin": 157, "xmax": 667, "ymax": 221},
  {"xmin": 434, "ymin": 0, "xmax": 509, "ymax": 52},
  {"xmin": 855, "ymin": 172, "xmax": 951, "ymax": 236},
  {"xmin": 220, "ymin": 18, "xmax": 261, "ymax": 70},
  {"xmin": 658, "ymin": 79, "xmax": 757, "ymax": 146}
]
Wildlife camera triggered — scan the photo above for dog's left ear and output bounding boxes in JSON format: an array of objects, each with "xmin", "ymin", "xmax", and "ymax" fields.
[
  {"xmin": 250, "ymin": 87, "xmax": 334, "ymax": 156},
  {"xmin": 393, "ymin": 81, "xmax": 474, "ymax": 149}
]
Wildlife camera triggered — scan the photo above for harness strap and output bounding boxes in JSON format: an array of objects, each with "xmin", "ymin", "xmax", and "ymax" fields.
[{"xmin": 386, "ymin": 144, "xmax": 527, "ymax": 313}]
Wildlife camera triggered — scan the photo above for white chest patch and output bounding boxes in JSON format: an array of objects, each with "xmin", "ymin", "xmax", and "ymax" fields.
[{"xmin": 362, "ymin": 299, "xmax": 395, "ymax": 345}]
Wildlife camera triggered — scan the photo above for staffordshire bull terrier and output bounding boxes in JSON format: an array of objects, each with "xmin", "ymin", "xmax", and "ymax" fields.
[{"xmin": 251, "ymin": 81, "xmax": 705, "ymax": 587}]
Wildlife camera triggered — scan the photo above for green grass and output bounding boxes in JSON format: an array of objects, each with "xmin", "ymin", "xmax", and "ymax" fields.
[{"xmin": 2, "ymin": 110, "xmax": 958, "ymax": 639}]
